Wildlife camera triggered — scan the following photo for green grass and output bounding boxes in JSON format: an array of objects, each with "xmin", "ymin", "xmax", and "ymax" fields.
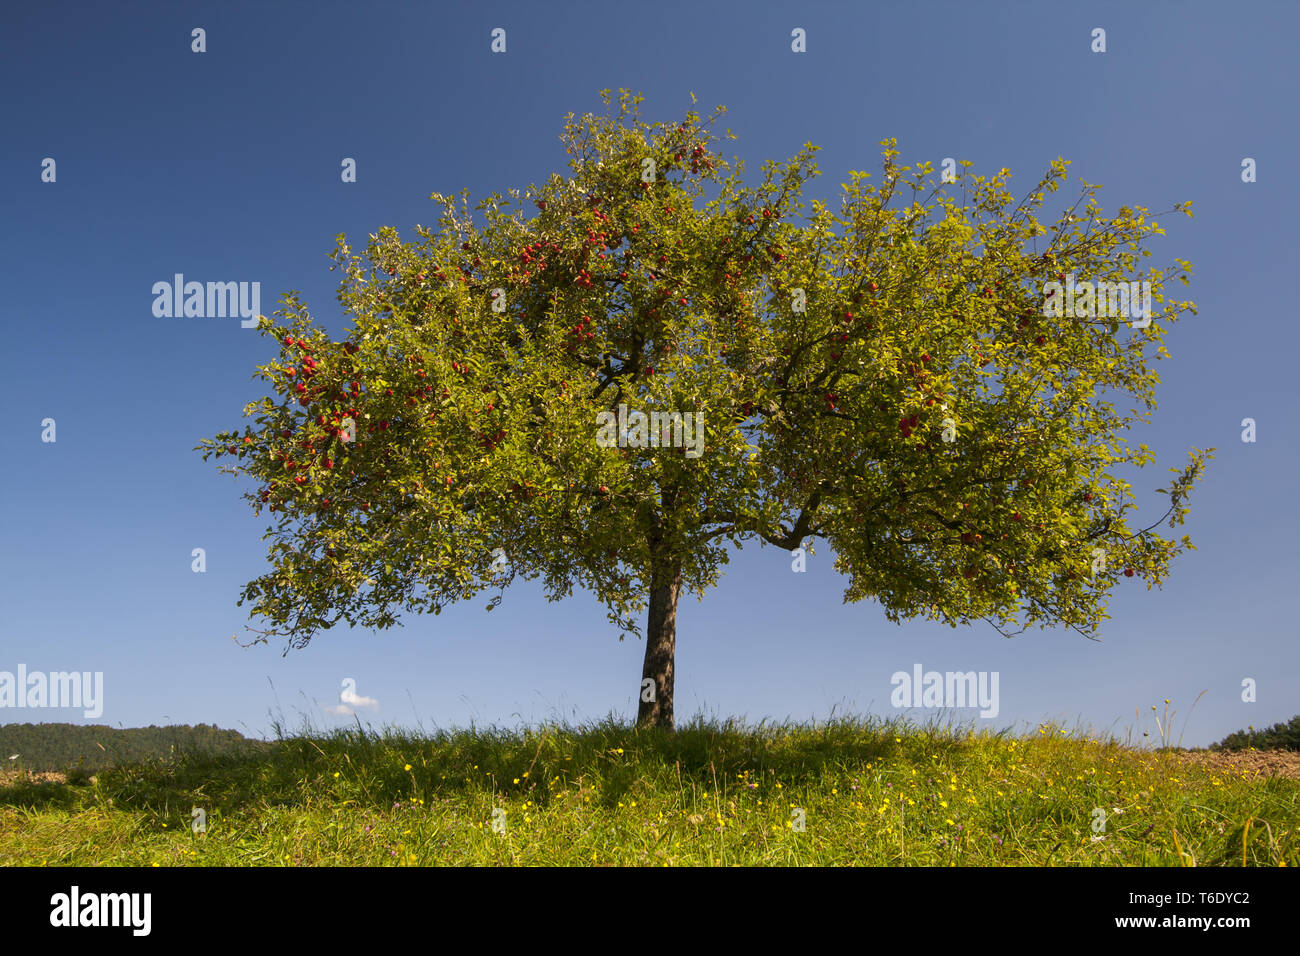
[{"xmin": 1, "ymin": 716, "xmax": 1294, "ymax": 866}]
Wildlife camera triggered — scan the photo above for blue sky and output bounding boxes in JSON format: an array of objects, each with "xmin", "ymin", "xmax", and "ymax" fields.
[{"xmin": 2, "ymin": 1, "xmax": 1296, "ymax": 747}]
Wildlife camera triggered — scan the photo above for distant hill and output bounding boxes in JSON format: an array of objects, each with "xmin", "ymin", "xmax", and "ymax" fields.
[
  {"xmin": 0, "ymin": 722, "xmax": 269, "ymax": 773},
  {"xmin": 1211, "ymin": 715, "xmax": 1300, "ymax": 752}
]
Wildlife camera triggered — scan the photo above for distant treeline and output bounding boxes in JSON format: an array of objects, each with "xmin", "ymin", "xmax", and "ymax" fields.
[
  {"xmin": 0, "ymin": 722, "xmax": 269, "ymax": 773},
  {"xmin": 1211, "ymin": 715, "xmax": 1300, "ymax": 752}
]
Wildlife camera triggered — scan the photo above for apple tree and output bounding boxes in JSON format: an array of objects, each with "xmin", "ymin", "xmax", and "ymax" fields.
[{"xmin": 198, "ymin": 89, "xmax": 1211, "ymax": 730}]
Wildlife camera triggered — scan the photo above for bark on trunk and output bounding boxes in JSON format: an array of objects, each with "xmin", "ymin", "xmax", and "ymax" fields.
[{"xmin": 636, "ymin": 559, "xmax": 681, "ymax": 730}]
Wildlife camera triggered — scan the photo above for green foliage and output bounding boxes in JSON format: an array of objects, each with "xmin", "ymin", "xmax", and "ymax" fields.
[
  {"xmin": 197, "ymin": 87, "xmax": 1210, "ymax": 651},
  {"xmin": 1213, "ymin": 716, "xmax": 1300, "ymax": 752}
]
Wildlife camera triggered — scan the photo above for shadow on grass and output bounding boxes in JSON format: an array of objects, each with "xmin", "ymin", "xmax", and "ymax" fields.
[
  {"xmin": 0, "ymin": 714, "xmax": 994, "ymax": 821},
  {"xmin": 0, "ymin": 777, "xmax": 86, "ymax": 811}
]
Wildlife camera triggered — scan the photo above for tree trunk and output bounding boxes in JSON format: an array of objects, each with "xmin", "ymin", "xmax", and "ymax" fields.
[{"xmin": 636, "ymin": 559, "xmax": 681, "ymax": 730}]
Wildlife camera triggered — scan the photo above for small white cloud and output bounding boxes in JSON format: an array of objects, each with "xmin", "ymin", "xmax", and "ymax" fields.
[
  {"xmin": 341, "ymin": 686, "xmax": 379, "ymax": 709},
  {"xmin": 324, "ymin": 677, "xmax": 378, "ymax": 715}
]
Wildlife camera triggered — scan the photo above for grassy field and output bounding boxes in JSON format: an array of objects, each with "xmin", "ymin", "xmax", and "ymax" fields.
[{"xmin": 1, "ymin": 717, "xmax": 1295, "ymax": 866}]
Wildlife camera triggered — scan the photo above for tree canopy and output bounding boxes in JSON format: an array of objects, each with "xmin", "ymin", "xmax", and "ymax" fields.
[{"xmin": 198, "ymin": 89, "xmax": 1211, "ymax": 729}]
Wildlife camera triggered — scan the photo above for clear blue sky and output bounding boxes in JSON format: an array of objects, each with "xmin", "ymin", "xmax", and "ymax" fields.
[{"xmin": 2, "ymin": 1, "xmax": 1296, "ymax": 747}]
